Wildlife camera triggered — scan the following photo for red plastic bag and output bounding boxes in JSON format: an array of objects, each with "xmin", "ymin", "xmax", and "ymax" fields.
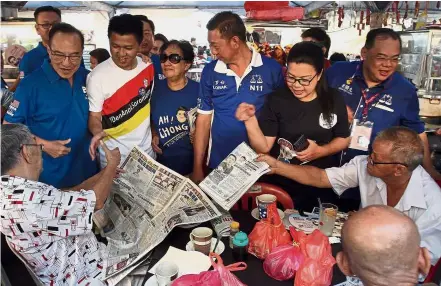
[
  {"xmin": 263, "ymin": 227, "xmax": 305, "ymax": 281},
  {"xmin": 172, "ymin": 253, "xmax": 247, "ymax": 286},
  {"xmin": 248, "ymin": 203, "xmax": 292, "ymax": 259},
  {"xmin": 293, "ymin": 229, "xmax": 336, "ymax": 286}
]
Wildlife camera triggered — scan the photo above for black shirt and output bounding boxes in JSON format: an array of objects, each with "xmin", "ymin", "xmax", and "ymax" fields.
[{"xmin": 258, "ymin": 85, "xmax": 350, "ymax": 168}]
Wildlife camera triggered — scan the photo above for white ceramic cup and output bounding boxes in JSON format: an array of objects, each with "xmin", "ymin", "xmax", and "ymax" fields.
[
  {"xmin": 155, "ymin": 261, "xmax": 179, "ymax": 286},
  {"xmin": 189, "ymin": 227, "xmax": 213, "ymax": 255}
]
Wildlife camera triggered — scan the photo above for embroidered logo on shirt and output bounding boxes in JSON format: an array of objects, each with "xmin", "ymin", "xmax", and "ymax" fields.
[
  {"xmin": 338, "ymin": 83, "xmax": 353, "ymax": 95},
  {"xmin": 379, "ymin": 94, "xmax": 392, "ymax": 106},
  {"xmin": 213, "ymin": 80, "xmax": 227, "ymax": 90},
  {"xmin": 250, "ymin": 74, "xmax": 263, "ymax": 91}
]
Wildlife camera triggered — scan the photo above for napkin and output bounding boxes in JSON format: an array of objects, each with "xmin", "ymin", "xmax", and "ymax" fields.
[{"xmin": 148, "ymin": 246, "xmax": 212, "ymax": 276}]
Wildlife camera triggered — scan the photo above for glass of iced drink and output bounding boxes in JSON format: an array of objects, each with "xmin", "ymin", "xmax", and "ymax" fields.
[{"xmin": 319, "ymin": 203, "xmax": 338, "ymax": 236}]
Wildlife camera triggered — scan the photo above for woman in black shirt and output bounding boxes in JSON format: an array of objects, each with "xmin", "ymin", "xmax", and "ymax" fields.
[{"xmin": 236, "ymin": 42, "xmax": 350, "ymax": 212}]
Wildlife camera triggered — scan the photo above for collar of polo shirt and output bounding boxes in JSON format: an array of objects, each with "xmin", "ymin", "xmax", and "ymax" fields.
[
  {"xmin": 213, "ymin": 48, "xmax": 263, "ymax": 74},
  {"xmin": 374, "ymin": 168, "xmax": 427, "ymax": 212},
  {"xmin": 42, "ymin": 59, "xmax": 62, "ymax": 83}
]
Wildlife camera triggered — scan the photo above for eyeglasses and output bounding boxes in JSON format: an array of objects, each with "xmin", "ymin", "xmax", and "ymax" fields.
[
  {"xmin": 36, "ymin": 22, "xmax": 58, "ymax": 30},
  {"xmin": 160, "ymin": 54, "xmax": 187, "ymax": 64},
  {"xmin": 19, "ymin": 144, "xmax": 44, "ymax": 152},
  {"xmin": 285, "ymin": 73, "xmax": 317, "ymax": 87},
  {"xmin": 367, "ymin": 154, "xmax": 408, "ymax": 167},
  {"xmin": 374, "ymin": 55, "xmax": 401, "ymax": 64},
  {"xmin": 50, "ymin": 52, "xmax": 82, "ymax": 64}
]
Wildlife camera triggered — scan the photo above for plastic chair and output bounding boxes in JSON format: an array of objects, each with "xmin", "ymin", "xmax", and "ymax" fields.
[
  {"xmin": 232, "ymin": 182, "xmax": 294, "ymax": 211},
  {"xmin": 424, "ymin": 257, "xmax": 441, "ymax": 283}
]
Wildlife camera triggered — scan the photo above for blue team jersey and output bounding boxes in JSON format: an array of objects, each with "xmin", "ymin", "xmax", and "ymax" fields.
[
  {"xmin": 5, "ymin": 59, "xmax": 98, "ymax": 188},
  {"xmin": 197, "ymin": 49, "xmax": 284, "ymax": 168},
  {"xmin": 151, "ymin": 54, "xmax": 165, "ymax": 81},
  {"xmin": 326, "ymin": 61, "xmax": 425, "ymax": 163},
  {"xmin": 19, "ymin": 42, "xmax": 85, "ymax": 78},
  {"xmin": 151, "ymin": 79, "xmax": 199, "ymax": 175}
]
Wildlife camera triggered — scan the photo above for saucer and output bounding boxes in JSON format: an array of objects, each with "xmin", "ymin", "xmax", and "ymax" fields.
[
  {"xmin": 144, "ymin": 275, "xmax": 157, "ymax": 286},
  {"xmin": 185, "ymin": 237, "xmax": 225, "ymax": 255},
  {"xmin": 251, "ymin": 208, "xmax": 285, "ymax": 220}
]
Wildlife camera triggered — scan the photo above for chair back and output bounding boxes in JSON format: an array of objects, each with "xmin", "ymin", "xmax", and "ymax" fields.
[{"xmin": 232, "ymin": 182, "xmax": 294, "ymax": 211}]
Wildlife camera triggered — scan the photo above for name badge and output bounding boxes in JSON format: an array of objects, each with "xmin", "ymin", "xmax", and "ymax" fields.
[{"xmin": 349, "ymin": 119, "xmax": 373, "ymax": 151}]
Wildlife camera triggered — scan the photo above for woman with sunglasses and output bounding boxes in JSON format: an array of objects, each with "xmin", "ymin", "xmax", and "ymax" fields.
[
  {"xmin": 235, "ymin": 42, "xmax": 350, "ymax": 212},
  {"xmin": 151, "ymin": 40, "xmax": 198, "ymax": 176}
]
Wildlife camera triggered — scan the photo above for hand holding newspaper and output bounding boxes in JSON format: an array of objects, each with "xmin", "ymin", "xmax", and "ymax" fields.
[{"xmin": 199, "ymin": 142, "xmax": 271, "ymax": 210}]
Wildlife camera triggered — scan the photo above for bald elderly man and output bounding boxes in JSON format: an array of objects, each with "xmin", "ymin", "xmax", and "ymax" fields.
[
  {"xmin": 336, "ymin": 205, "xmax": 435, "ymax": 286},
  {"xmin": 257, "ymin": 126, "xmax": 441, "ymax": 265}
]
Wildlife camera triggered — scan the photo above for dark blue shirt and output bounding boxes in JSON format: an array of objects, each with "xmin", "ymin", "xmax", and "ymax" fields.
[
  {"xmin": 151, "ymin": 79, "xmax": 199, "ymax": 175},
  {"xmin": 19, "ymin": 42, "xmax": 85, "ymax": 78},
  {"xmin": 151, "ymin": 54, "xmax": 164, "ymax": 81},
  {"xmin": 326, "ymin": 61, "xmax": 425, "ymax": 163},
  {"xmin": 5, "ymin": 59, "xmax": 98, "ymax": 188},
  {"xmin": 198, "ymin": 50, "xmax": 284, "ymax": 168}
]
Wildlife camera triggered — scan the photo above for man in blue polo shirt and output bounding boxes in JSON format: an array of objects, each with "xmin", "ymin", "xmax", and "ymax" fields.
[
  {"xmin": 326, "ymin": 28, "xmax": 441, "ymax": 208},
  {"xmin": 4, "ymin": 23, "xmax": 98, "ymax": 188},
  {"xmin": 19, "ymin": 6, "xmax": 61, "ymax": 78},
  {"xmin": 134, "ymin": 15, "xmax": 164, "ymax": 81},
  {"xmin": 191, "ymin": 11, "xmax": 284, "ymax": 183}
]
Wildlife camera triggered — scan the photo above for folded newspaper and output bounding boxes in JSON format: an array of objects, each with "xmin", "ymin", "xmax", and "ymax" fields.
[
  {"xmin": 199, "ymin": 142, "xmax": 271, "ymax": 210},
  {"xmin": 94, "ymin": 146, "xmax": 222, "ymax": 280}
]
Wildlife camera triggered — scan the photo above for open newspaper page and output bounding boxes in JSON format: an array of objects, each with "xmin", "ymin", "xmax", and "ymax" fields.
[
  {"xmin": 94, "ymin": 147, "xmax": 221, "ymax": 280},
  {"xmin": 199, "ymin": 142, "xmax": 270, "ymax": 210}
]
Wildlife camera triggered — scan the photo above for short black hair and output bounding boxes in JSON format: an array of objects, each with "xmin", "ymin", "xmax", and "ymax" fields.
[
  {"xmin": 301, "ymin": 27, "xmax": 331, "ymax": 58},
  {"xmin": 89, "ymin": 48, "xmax": 110, "ymax": 64},
  {"xmin": 34, "ymin": 6, "xmax": 61, "ymax": 21},
  {"xmin": 160, "ymin": 40, "xmax": 195, "ymax": 64},
  {"xmin": 134, "ymin": 15, "xmax": 155, "ymax": 34},
  {"xmin": 330, "ymin": 52, "xmax": 347, "ymax": 63},
  {"xmin": 206, "ymin": 11, "xmax": 246, "ymax": 42},
  {"xmin": 364, "ymin": 28, "xmax": 402, "ymax": 51},
  {"xmin": 49, "ymin": 22, "xmax": 84, "ymax": 49},
  {"xmin": 154, "ymin": 33, "xmax": 168, "ymax": 44},
  {"xmin": 108, "ymin": 14, "xmax": 143, "ymax": 45}
]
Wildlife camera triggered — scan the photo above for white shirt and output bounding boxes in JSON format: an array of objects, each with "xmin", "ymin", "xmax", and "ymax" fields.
[
  {"xmin": 326, "ymin": 156, "xmax": 441, "ymax": 265},
  {"xmin": 0, "ymin": 176, "xmax": 106, "ymax": 285},
  {"xmin": 87, "ymin": 57, "xmax": 155, "ymax": 168}
]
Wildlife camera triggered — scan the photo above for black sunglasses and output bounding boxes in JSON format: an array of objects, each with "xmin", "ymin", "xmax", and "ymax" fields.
[{"xmin": 160, "ymin": 54, "xmax": 187, "ymax": 64}]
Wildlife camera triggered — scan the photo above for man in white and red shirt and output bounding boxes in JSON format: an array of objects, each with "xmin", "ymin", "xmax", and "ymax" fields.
[
  {"xmin": 0, "ymin": 123, "xmax": 120, "ymax": 285},
  {"xmin": 87, "ymin": 14, "xmax": 155, "ymax": 168}
]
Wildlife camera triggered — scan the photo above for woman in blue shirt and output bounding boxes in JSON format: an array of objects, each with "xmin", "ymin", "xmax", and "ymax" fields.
[{"xmin": 151, "ymin": 40, "xmax": 198, "ymax": 176}]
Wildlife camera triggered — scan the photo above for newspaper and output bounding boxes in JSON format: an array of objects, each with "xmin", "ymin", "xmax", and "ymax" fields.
[
  {"xmin": 186, "ymin": 106, "xmax": 198, "ymax": 133},
  {"xmin": 199, "ymin": 142, "xmax": 270, "ymax": 210},
  {"xmin": 210, "ymin": 209, "xmax": 234, "ymax": 237},
  {"xmin": 95, "ymin": 146, "xmax": 222, "ymax": 280}
]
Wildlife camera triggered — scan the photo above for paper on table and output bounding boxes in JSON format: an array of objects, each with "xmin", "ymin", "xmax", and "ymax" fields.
[{"xmin": 148, "ymin": 246, "xmax": 212, "ymax": 276}]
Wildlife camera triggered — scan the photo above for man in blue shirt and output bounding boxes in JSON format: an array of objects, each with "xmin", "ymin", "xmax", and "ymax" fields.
[
  {"xmin": 326, "ymin": 28, "xmax": 441, "ymax": 207},
  {"xmin": 191, "ymin": 11, "xmax": 284, "ymax": 183},
  {"xmin": 19, "ymin": 6, "xmax": 61, "ymax": 78},
  {"xmin": 4, "ymin": 23, "xmax": 98, "ymax": 188},
  {"xmin": 134, "ymin": 15, "xmax": 164, "ymax": 81}
]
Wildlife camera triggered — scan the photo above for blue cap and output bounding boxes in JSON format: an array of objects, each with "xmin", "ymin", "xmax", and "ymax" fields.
[{"xmin": 232, "ymin": 231, "xmax": 249, "ymax": 247}]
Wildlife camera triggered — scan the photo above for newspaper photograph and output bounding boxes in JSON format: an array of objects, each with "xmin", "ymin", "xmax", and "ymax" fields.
[
  {"xmin": 95, "ymin": 146, "xmax": 222, "ymax": 280},
  {"xmin": 199, "ymin": 142, "xmax": 270, "ymax": 210}
]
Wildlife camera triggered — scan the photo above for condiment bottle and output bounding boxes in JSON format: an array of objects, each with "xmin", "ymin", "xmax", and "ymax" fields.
[
  {"xmin": 232, "ymin": 231, "xmax": 249, "ymax": 262},
  {"xmin": 229, "ymin": 221, "xmax": 240, "ymax": 248}
]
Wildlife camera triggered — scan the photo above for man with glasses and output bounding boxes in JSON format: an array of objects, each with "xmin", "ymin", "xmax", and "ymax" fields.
[
  {"xmin": 326, "ymin": 28, "xmax": 441, "ymax": 211},
  {"xmin": 257, "ymin": 126, "xmax": 441, "ymax": 266},
  {"xmin": 1, "ymin": 123, "xmax": 120, "ymax": 285},
  {"xmin": 87, "ymin": 14, "xmax": 155, "ymax": 169},
  {"xmin": 4, "ymin": 23, "xmax": 98, "ymax": 189}
]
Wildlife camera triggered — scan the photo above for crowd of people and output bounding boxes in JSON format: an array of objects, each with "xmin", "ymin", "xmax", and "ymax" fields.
[{"xmin": 0, "ymin": 5, "xmax": 440, "ymax": 285}]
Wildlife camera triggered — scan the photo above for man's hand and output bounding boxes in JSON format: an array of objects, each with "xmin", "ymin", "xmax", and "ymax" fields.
[
  {"xmin": 152, "ymin": 134, "xmax": 163, "ymax": 154},
  {"xmin": 256, "ymin": 154, "xmax": 279, "ymax": 174},
  {"xmin": 42, "ymin": 139, "xmax": 71, "ymax": 158},
  {"xmin": 101, "ymin": 140, "xmax": 120, "ymax": 168},
  {"xmin": 235, "ymin": 103, "xmax": 256, "ymax": 122},
  {"xmin": 90, "ymin": 131, "xmax": 107, "ymax": 160},
  {"xmin": 190, "ymin": 168, "xmax": 205, "ymax": 184},
  {"xmin": 296, "ymin": 139, "xmax": 324, "ymax": 162}
]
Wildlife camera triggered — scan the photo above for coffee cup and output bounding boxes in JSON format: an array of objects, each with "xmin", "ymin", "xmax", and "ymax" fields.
[
  {"xmin": 256, "ymin": 194, "xmax": 277, "ymax": 219},
  {"xmin": 189, "ymin": 227, "xmax": 213, "ymax": 255},
  {"xmin": 155, "ymin": 261, "xmax": 178, "ymax": 286}
]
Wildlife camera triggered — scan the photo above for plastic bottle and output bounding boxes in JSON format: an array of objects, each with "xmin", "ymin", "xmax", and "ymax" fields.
[
  {"xmin": 229, "ymin": 221, "xmax": 240, "ymax": 248},
  {"xmin": 232, "ymin": 231, "xmax": 249, "ymax": 262}
]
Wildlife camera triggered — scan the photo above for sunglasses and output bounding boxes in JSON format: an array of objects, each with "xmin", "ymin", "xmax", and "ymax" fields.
[{"xmin": 160, "ymin": 54, "xmax": 187, "ymax": 64}]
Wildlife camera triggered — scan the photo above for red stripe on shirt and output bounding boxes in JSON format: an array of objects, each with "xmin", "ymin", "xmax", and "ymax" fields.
[{"xmin": 101, "ymin": 65, "xmax": 154, "ymax": 116}]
